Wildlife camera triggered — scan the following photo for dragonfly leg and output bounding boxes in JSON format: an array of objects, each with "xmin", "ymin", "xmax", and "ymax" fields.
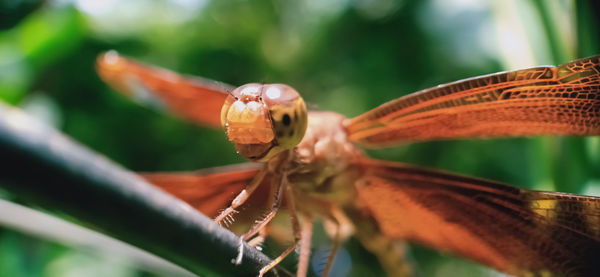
[
  {"xmin": 248, "ymin": 225, "xmax": 269, "ymax": 249},
  {"xmin": 233, "ymin": 173, "xmax": 287, "ymax": 265},
  {"xmin": 214, "ymin": 168, "xmax": 268, "ymax": 225},
  {"xmin": 242, "ymin": 173, "xmax": 287, "ymax": 241},
  {"xmin": 258, "ymin": 181, "xmax": 301, "ymax": 277},
  {"xmin": 296, "ymin": 214, "xmax": 313, "ymax": 277},
  {"xmin": 320, "ymin": 220, "xmax": 341, "ymax": 277}
]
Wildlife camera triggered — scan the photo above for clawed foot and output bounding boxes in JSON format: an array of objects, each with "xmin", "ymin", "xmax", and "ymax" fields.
[
  {"xmin": 214, "ymin": 208, "xmax": 238, "ymax": 227},
  {"xmin": 259, "ymin": 267, "xmax": 279, "ymax": 277},
  {"xmin": 232, "ymin": 236, "xmax": 279, "ymax": 277},
  {"xmin": 231, "ymin": 237, "xmax": 244, "ymax": 265}
]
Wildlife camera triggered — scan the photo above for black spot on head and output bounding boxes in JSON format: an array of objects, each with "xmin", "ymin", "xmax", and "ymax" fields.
[
  {"xmin": 276, "ymin": 131, "xmax": 284, "ymax": 137},
  {"xmin": 282, "ymin": 114, "xmax": 291, "ymax": 126},
  {"xmin": 288, "ymin": 130, "xmax": 294, "ymax": 137}
]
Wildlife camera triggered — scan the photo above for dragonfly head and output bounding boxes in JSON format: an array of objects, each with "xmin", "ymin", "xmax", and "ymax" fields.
[{"xmin": 221, "ymin": 83, "xmax": 307, "ymax": 162}]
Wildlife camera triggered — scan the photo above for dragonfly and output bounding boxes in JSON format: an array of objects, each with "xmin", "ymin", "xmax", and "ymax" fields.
[{"xmin": 97, "ymin": 50, "xmax": 600, "ymax": 277}]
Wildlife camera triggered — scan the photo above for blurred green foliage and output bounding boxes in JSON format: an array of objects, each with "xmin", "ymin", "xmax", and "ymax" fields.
[{"xmin": 0, "ymin": 0, "xmax": 598, "ymax": 276}]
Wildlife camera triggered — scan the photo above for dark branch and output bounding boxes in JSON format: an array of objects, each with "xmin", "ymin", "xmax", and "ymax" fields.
[{"xmin": 0, "ymin": 103, "xmax": 291, "ymax": 277}]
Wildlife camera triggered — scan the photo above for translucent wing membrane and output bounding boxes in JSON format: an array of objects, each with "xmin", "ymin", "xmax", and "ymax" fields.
[
  {"xmin": 355, "ymin": 158, "xmax": 600, "ymax": 276},
  {"xmin": 347, "ymin": 56, "xmax": 600, "ymax": 146},
  {"xmin": 96, "ymin": 51, "xmax": 235, "ymax": 127},
  {"xmin": 141, "ymin": 164, "xmax": 275, "ymax": 234}
]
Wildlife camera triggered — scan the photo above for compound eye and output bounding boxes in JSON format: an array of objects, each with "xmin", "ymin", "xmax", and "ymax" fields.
[
  {"xmin": 220, "ymin": 84, "xmax": 262, "ymax": 128},
  {"xmin": 264, "ymin": 84, "xmax": 307, "ymax": 149},
  {"xmin": 220, "ymin": 94, "xmax": 236, "ymax": 128}
]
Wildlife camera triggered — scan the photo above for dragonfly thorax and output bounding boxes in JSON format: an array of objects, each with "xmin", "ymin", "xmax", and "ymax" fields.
[{"xmin": 285, "ymin": 111, "xmax": 363, "ymax": 205}]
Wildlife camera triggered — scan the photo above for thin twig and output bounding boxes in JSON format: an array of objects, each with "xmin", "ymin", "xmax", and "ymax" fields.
[{"xmin": 0, "ymin": 103, "xmax": 291, "ymax": 277}]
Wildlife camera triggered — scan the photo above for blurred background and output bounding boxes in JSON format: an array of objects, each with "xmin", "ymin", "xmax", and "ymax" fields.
[{"xmin": 0, "ymin": 0, "xmax": 599, "ymax": 276}]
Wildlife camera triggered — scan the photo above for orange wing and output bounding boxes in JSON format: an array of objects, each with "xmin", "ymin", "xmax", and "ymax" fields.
[
  {"xmin": 354, "ymin": 158, "xmax": 600, "ymax": 276},
  {"xmin": 96, "ymin": 51, "xmax": 235, "ymax": 128},
  {"xmin": 346, "ymin": 56, "xmax": 600, "ymax": 147},
  {"xmin": 141, "ymin": 163, "xmax": 275, "ymax": 234}
]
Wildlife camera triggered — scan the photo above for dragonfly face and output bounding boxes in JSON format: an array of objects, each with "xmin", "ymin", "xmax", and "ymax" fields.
[{"xmin": 221, "ymin": 83, "xmax": 308, "ymax": 161}]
